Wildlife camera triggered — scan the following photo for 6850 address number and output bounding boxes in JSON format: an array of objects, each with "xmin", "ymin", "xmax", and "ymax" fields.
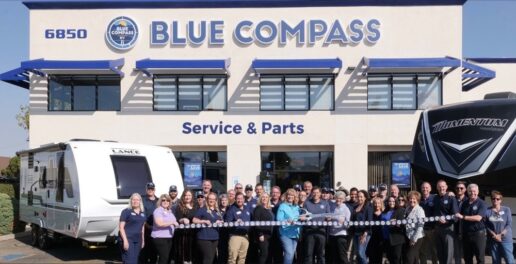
[{"xmin": 45, "ymin": 29, "xmax": 88, "ymax": 39}]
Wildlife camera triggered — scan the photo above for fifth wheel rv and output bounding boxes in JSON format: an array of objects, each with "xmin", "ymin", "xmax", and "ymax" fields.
[
  {"xmin": 18, "ymin": 140, "xmax": 184, "ymax": 248},
  {"xmin": 411, "ymin": 94, "xmax": 516, "ymax": 241}
]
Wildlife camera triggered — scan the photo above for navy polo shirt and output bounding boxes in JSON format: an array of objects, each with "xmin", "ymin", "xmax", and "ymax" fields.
[
  {"xmin": 244, "ymin": 197, "xmax": 258, "ymax": 213},
  {"xmin": 225, "ymin": 204, "xmax": 251, "ymax": 236},
  {"xmin": 304, "ymin": 199, "xmax": 331, "ymax": 234},
  {"xmin": 460, "ymin": 198, "xmax": 487, "ymax": 233},
  {"xmin": 351, "ymin": 203, "xmax": 373, "ymax": 235},
  {"xmin": 120, "ymin": 208, "xmax": 146, "ymax": 242},
  {"xmin": 433, "ymin": 194, "xmax": 459, "ymax": 228},
  {"xmin": 194, "ymin": 207, "xmax": 223, "ymax": 240},
  {"xmin": 420, "ymin": 194, "xmax": 436, "ymax": 229},
  {"xmin": 142, "ymin": 195, "xmax": 158, "ymax": 226}
]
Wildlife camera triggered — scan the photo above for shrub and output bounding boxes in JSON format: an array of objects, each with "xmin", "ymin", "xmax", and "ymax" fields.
[
  {"xmin": 0, "ymin": 183, "xmax": 16, "ymax": 198},
  {"xmin": 0, "ymin": 193, "xmax": 24, "ymax": 234}
]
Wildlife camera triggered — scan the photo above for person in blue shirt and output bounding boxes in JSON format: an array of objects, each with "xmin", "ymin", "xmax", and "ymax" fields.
[
  {"xmin": 225, "ymin": 192, "xmax": 252, "ymax": 264},
  {"xmin": 193, "ymin": 192, "xmax": 224, "ymax": 264},
  {"xmin": 419, "ymin": 181, "xmax": 438, "ymax": 264},
  {"xmin": 433, "ymin": 180, "xmax": 459, "ymax": 264},
  {"xmin": 244, "ymin": 184, "xmax": 258, "ymax": 212},
  {"xmin": 119, "ymin": 193, "xmax": 146, "ymax": 264},
  {"xmin": 455, "ymin": 183, "xmax": 487, "ymax": 264},
  {"xmin": 485, "ymin": 190, "xmax": 515, "ymax": 264},
  {"xmin": 302, "ymin": 187, "xmax": 331, "ymax": 264},
  {"xmin": 277, "ymin": 188, "xmax": 305, "ymax": 264}
]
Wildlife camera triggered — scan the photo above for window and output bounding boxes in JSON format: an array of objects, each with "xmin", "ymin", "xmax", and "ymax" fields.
[
  {"xmin": 367, "ymin": 73, "xmax": 442, "ymax": 110},
  {"xmin": 174, "ymin": 151, "xmax": 227, "ymax": 194},
  {"xmin": 48, "ymin": 75, "xmax": 121, "ymax": 111},
  {"xmin": 261, "ymin": 151, "xmax": 334, "ymax": 192},
  {"xmin": 111, "ymin": 156, "xmax": 152, "ymax": 199},
  {"xmin": 260, "ymin": 75, "xmax": 334, "ymax": 111},
  {"xmin": 153, "ymin": 75, "xmax": 227, "ymax": 111}
]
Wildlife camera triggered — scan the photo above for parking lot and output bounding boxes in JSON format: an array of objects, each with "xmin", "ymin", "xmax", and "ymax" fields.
[{"xmin": 0, "ymin": 232, "xmax": 120, "ymax": 263}]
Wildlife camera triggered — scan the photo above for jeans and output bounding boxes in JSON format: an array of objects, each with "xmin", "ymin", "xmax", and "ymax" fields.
[
  {"xmin": 353, "ymin": 234, "xmax": 370, "ymax": 264},
  {"xmin": 280, "ymin": 235, "xmax": 298, "ymax": 264},
  {"xmin": 491, "ymin": 241, "xmax": 515, "ymax": 264}
]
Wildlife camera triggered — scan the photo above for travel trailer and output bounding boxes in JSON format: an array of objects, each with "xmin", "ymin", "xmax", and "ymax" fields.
[
  {"xmin": 411, "ymin": 93, "xmax": 516, "ymax": 242},
  {"xmin": 18, "ymin": 140, "xmax": 184, "ymax": 248}
]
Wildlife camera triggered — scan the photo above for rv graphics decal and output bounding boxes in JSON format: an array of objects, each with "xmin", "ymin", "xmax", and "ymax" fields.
[
  {"xmin": 111, "ymin": 148, "xmax": 141, "ymax": 155},
  {"xmin": 432, "ymin": 118, "xmax": 509, "ymax": 134}
]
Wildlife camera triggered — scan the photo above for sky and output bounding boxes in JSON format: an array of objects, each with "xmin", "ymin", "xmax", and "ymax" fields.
[{"xmin": 0, "ymin": 0, "xmax": 515, "ymax": 157}]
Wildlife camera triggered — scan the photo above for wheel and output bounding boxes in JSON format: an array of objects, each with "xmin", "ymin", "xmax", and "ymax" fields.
[
  {"xmin": 30, "ymin": 225, "xmax": 39, "ymax": 247},
  {"xmin": 37, "ymin": 228, "xmax": 52, "ymax": 249}
]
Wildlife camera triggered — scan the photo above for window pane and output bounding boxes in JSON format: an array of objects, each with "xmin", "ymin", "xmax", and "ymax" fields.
[
  {"xmin": 111, "ymin": 156, "xmax": 152, "ymax": 199},
  {"xmin": 260, "ymin": 77, "xmax": 284, "ymax": 110},
  {"xmin": 98, "ymin": 76, "xmax": 121, "ymax": 111},
  {"xmin": 203, "ymin": 76, "xmax": 226, "ymax": 110},
  {"xmin": 368, "ymin": 75, "xmax": 391, "ymax": 110},
  {"xmin": 49, "ymin": 77, "xmax": 72, "ymax": 111},
  {"xmin": 178, "ymin": 77, "xmax": 202, "ymax": 111},
  {"xmin": 310, "ymin": 76, "xmax": 334, "ymax": 110},
  {"xmin": 418, "ymin": 74, "xmax": 441, "ymax": 109},
  {"xmin": 284, "ymin": 77, "xmax": 308, "ymax": 110},
  {"xmin": 392, "ymin": 75, "xmax": 416, "ymax": 110},
  {"xmin": 73, "ymin": 76, "xmax": 96, "ymax": 111},
  {"xmin": 154, "ymin": 76, "xmax": 177, "ymax": 111}
]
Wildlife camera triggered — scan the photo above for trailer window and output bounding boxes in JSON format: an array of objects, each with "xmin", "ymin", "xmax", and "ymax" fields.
[{"xmin": 111, "ymin": 156, "xmax": 152, "ymax": 199}]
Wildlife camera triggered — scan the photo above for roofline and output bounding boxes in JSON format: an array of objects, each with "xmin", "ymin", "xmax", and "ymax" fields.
[
  {"xmin": 23, "ymin": 0, "xmax": 468, "ymax": 9},
  {"xmin": 465, "ymin": 58, "xmax": 516, "ymax": 64}
]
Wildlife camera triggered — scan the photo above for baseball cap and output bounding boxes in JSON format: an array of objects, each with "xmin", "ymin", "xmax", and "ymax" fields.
[
  {"xmin": 293, "ymin": 184, "xmax": 302, "ymax": 192},
  {"xmin": 245, "ymin": 184, "xmax": 253, "ymax": 191},
  {"xmin": 368, "ymin": 185, "xmax": 378, "ymax": 192},
  {"xmin": 146, "ymin": 182, "xmax": 155, "ymax": 189},
  {"xmin": 379, "ymin": 183, "xmax": 388, "ymax": 191},
  {"xmin": 196, "ymin": 190, "xmax": 204, "ymax": 198},
  {"xmin": 329, "ymin": 188, "xmax": 335, "ymax": 195},
  {"xmin": 169, "ymin": 185, "xmax": 178, "ymax": 192},
  {"xmin": 322, "ymin": 187, "xmax": 330, "ymax": 193}
]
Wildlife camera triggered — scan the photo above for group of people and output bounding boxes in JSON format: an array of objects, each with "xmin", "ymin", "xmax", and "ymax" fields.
[{"xmin": 118, "ymin": 179, "xmax": 514, "ymax": 264}]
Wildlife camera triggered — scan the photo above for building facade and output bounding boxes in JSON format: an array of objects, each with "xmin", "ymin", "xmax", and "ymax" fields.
[{"xmin": 2, "ymin": 0, "xmax": 514, "ymax": 193}]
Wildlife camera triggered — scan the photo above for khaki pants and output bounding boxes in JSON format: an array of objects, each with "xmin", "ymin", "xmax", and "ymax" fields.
[{"xmin": 228, "ymin": 235, "xmax": 249, "ymax": 264}]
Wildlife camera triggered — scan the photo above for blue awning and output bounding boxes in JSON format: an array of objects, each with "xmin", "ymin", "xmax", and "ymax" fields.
[
  {"xmin": 462, "ymin": 60, "xmax": 496, "ymax": 92},
  {"xmin": 0, "ymin": 67, "xmax": 30, "ymax": 89},
  {"xmin": 252, "ymin": 58, "xmax": 342, "ymax": 74},
  {"xmin": 364, "ymin": 57, "xmax": 461, "ymax": 69},
  {"xmin": 21, "ymin": 58, "xmax": 125, "ymax": 77},
  {"xmin": 135, "ymin": 58, "xmax": 230, "ymax": 77}
]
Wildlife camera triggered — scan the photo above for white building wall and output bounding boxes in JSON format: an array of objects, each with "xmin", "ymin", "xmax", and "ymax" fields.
[{"xmin": 27, "ymin": 5, "xmax": 471, "ymax": 189}]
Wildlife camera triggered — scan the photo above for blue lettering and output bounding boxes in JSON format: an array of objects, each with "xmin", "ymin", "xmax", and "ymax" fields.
[
  {"xmin": 309, "ymin": 20, "xmax": 327, "ymax": 44},
  {"xmin": 262, "ymin": 122, "xmax": 272, "ymax": 133},
  {"xmin": 349, "ymin": 19, "xmax": 364, "ymax": 43},
  {"xmin": 210, "ymin": 20, "xmax": 224, "ymax": 45},
  {"xmin": 182, "ymin": 122, "xmax": 192, "ymax": 134},
  {"xmin": 187, "ymin": 21, "xmax": 206, "ymax": 45},
  {"xmin": 324, "ymin": 20, "xmax": 348, "ymax": 44},
  {"xmin": 279, "ymin": 20, "xmax": 305, "ymax": 45},
  {"xmin": 171, "ymin": 21, "xmax": 187, "ymax": 45},
  {"xmin": 234, "ymin": 20, "xmax": 254, "ymax": 45},
  {"xmin": 366, "ymin": 19, "xmax": 381, "ymax": 43},
  {"xmin": 254, "ymin": 20, "xmax": 277, "ymax": 44},
  {"xmin": 297, "ymin": 125, "xmax": 304, "ymax": 134},
  {"xmin": 151, "ymin": 21, "xmax": 169, "ymax": 45}
]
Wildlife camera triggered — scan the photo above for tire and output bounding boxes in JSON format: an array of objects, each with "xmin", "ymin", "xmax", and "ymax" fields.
[
  {"xmin": 30, "ymin": 225, "xmax": 39, "ymax": 247},
  {"xmin": 37, "ymin": 228, "xmax": 52, "ymax": 249}
]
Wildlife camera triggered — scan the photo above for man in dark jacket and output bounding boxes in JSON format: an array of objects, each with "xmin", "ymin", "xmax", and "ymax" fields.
[{"xmin": 140, "ymin": 182, "xmax": 158, "ymax": 264}]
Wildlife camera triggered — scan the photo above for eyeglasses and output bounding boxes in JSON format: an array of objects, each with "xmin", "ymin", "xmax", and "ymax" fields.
[
  {"xmin": 456, "ymin": 187, "xmax": 465, "ymax": 190},
  {"xmin": 491, "ymin": 198, "xmax": 501, "ymax": 201},
  {"xmin": 161, "ymin": 200, "xmax": 170, "ymax": 203}
]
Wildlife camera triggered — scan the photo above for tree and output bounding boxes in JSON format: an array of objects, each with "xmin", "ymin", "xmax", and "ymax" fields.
[
  {"xmin": 1, "ymin": 156, "xmax": 20, "ymax": 179},
  {"xmin": 16, "ymin": 105, "xmax": 29, "ymax": 131}
]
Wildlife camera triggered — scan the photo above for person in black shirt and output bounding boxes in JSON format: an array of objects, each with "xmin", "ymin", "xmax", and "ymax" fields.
[
  {"xmin": 453, "ymin": 181, "xmax": 467, "ymax": 264},
  {"xmin": 172, "ymin": 189, "xmax": 196, "ymax": 264},
  {"xmin": 269, "ymin": 186, "xmax": 283, "ymax": 264},
  {"xmin": 433, "ymin": 180, "xmax": 459, "ymax": 264},
  {"xmin": 351, "ymin": 190, "xmax": 372, "ymax": 264},
  {"xmin": 419, "ymin": 181, "xmax": 438, "ymax": 264},
  {"xmin": 455, "ymin": 183, "xmax": 487, "ymax": 264},
  {"xmin": 140, "ymin": 182, "xmax": 158, "ymax": 264},
  {"xmin": 252, "ymin": 192, "xmax": 275, "ymax": 264}
]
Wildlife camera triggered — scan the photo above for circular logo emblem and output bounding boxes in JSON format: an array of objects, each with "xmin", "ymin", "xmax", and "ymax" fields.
[{"xmin": 106, "ymin": 16, "xmax": 138, "ymax": 50}]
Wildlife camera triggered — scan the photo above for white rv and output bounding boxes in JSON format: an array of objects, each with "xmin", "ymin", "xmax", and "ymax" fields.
[{"xmin": 18, "ymin": 140, "xmax": 184, "ymax": 248}]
